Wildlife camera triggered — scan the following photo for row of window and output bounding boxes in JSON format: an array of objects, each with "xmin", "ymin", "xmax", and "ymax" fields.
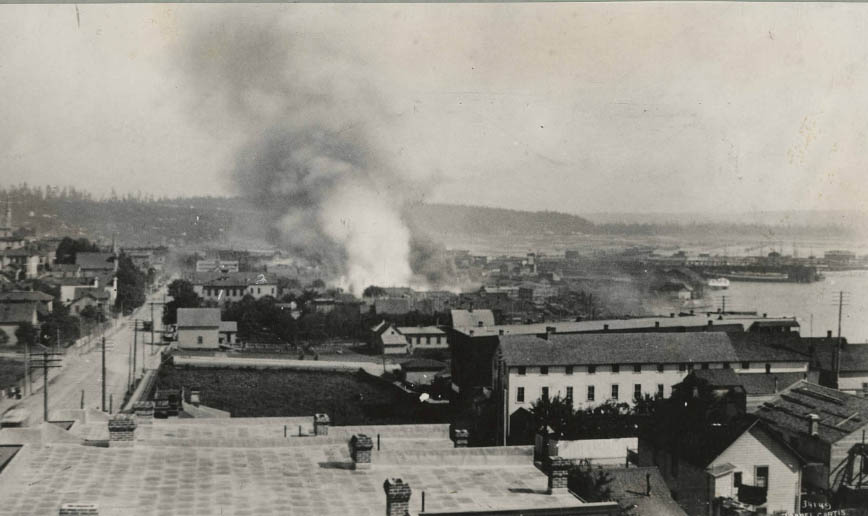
[
  {"xmin": 203, "ymin": 286, "xmax": 273, "ymax": 297},
  {"xmin": 515, "ymin": 383, "xmax": 665, "ymax": 403},
  {"xmin": 516, "ymin": 362, "xmax": 770, "ymax": 375},
  {"xmin": 407, "ymin": 336, "xmax": 443, "ymax": 345}
]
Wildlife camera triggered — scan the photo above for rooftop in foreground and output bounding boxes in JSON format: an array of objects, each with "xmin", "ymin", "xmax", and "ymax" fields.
[{"xmin": 0, "ymin": 412, "xmax": 618, "ymax": 516}]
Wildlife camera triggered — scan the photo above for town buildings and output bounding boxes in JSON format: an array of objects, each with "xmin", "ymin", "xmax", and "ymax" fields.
[
  {"xmin": 190, "ymin": 272, "xmax": 277, "ymax": 304},
  {"xmin": 0, "ymin": 303, "xmax": 38, "ymax": 347},
  {"xmin": 176, "ymin": 308, "xmax": 237, "ymax": 350}
]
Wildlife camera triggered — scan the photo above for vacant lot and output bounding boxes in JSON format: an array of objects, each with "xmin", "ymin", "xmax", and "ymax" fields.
[
  {"xmin": 154, "ymin": 366, "xmax": 453, "ymax": 425},
  {"xmin": 0, "ymin": 358, "xmax": 25, "ymax": 390}
]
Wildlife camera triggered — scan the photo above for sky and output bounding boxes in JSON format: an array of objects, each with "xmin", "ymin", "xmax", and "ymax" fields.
[{"xmin": 1, "ymin": 3, "xmax": 867, "ymax": 215}]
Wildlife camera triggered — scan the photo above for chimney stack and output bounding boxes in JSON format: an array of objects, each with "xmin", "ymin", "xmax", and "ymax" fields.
[
  {"xmin": 451, "ymin": 427, "xmax": 469, "ymax": 448},
  {"xmin": 654, "ymin": 321, "xmax": 660, "ymax": 328},
  {"xmin": 107, "ymin": 414, "xmax": 136, "ymax": 446},
  {"xmin": 132, "ymin": 401, "xmax": 154, "ymax": 425},
  {"xmin": 350, "ymin": 434, "xmax": 373, "ymax": 470},
  {"xmin": 547, "ymin": 456, "xmax": 571, "ymax": 494},
  {"xmin": 313, "ymin": 413, "xmax": 330, "ymax": 436},
  {"xmin": 827, "ymin": 330, "xmax": 833, "ymax": 339},
  {"xmin": 603, "ymin": 324, "xmax": 609, "ymax": 332},
  {"xmin": 808, "ymin": 414, "xmax": 820, "ymax": 437},
  {"xmin": 384, "ymin": 478, "xmax": 412, "ymax": 516}
]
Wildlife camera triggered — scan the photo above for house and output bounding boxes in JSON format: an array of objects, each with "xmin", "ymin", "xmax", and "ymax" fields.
[
  {"xmin": 755, "ymin": 380, "xmax": 868, "ymax": 497},
  {"xmin": 75, "ymin": 252, "xmax": 117, "ymax": 276},
  {"xmin": 398, "ymin": 358, "xmax": 448, "ymax": 386},
  {"xmin": 176, "ymin": 308, "xmax": 227, "ymax": 350},
  {"xmin": 450, "ymin": 308, "xmax": 495, "ymax": 329},
  {"xmin": 0, "ymin": 291, "xmax": 54, "ymax": 313},
  {"xmin": 68, "ymin": 287, "xmax": 111, "ymax": 316},
  {"xmin": 640, "ymin": 415, "xmax": 805, "ymax": 515},
  {"xmin": 50, "ymin": 277, "xmax": 99, "ymax": 304},
  {"xmin": 518, "ymin": 283, "xmax": 559, "ymax": 303},
  {"xmin": 781, "ymin": 332, "xmax": 868, "ymax": 395},
  {"xmin": 0, "ymin": 303, "xmax": 38, "ymax": 347},
  {"xmin": 46, "ymin": 263, "xmax": 82, "ymax": 279},
  {"xmin": 0, "ymin": 248, "xmax": 41, "ymax": 278},
  {"xmin": 219, "ymin": 320, "xmax": 237, "ymax": 346},
  {"xmin": 191, "ymin": 273, "xmax": 277, "ymax": 304},
  {"xmin": 376, "ymin": 324, "xmax": 409, "ymax": 355},
  {"xmin": 396, "ymin": 326, "xmax": 448, "ymax": 352}
]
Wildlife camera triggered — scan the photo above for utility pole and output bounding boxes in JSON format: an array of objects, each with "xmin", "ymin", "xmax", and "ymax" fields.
[
  {"xmin": 832, "ymin": 291, "xmax": 851, "ymax": 388},
  {"xmin": 132, "ymin": 320, "xmax": 138, "ymax": 385},
  {"xmin": 101, "ymin": 336, "xmax": 107, "ymax": 412},
  {"xmin": 29, "ymin": 351, "xmax": 62, "ymax": 422},
  {"xmin": 23, "ymin": 338, "xmax": 30, "ymax": 396}
]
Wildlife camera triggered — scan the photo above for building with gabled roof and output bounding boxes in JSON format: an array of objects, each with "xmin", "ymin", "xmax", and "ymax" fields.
[
  {"xmin": 74, "ymin": 252, "xmax": 117, "ymax": 276},
  {"xmin": 450, "ymin": 308, "xmax": 495, "ymax": 329},
  {"xmin": 0, "ymin": 291, "xmax": 53, "ymax": 313},
  {"xmin": 755, "ymin": 380, "xmax": 868, "ymax": 495},
  {"xmin": 176, "ymin": 308, "xmax": 237, "ymax": 350},
  {"xmin": 396, "ymin": 325, "xmax": 447, "ymax": 352},
  {"xmin": 0, "ymin": 303, "xmax": 38, "ymax": 347},
  {"xmin": 191, "ymin": 272, "xmax": 277, "ymax": 304}
]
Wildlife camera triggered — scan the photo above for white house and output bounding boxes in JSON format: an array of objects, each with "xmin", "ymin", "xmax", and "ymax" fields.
[
  {"xmin": 192, "ymin": 273, "xmax": 277, "ymax": 304},
  {"xmin": 177, "ymin": 308, "xmax": 233, "ymax": 350}
]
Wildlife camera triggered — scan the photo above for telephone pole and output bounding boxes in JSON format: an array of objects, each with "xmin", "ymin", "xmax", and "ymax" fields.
[
  {"xmin": 29, "ymin": 351, "xmax": 62, "ymax": 422},
  {"xmin": 101, "ymin": 336, "xmax": 107, "ymax": 412}
]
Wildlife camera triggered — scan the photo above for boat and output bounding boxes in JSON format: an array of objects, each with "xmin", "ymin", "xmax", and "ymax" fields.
[{"xmin": 707, "ymin": 278, "xmax": 730, "ymax": 289}]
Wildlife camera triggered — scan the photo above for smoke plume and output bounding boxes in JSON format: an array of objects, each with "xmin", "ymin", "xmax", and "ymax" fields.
[{"xmin": 180, "ymin": 11, "xmax": 453, "ymax": 294}]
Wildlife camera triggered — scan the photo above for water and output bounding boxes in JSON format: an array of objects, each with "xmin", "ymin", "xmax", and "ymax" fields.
[{"xmin": 709, "ymin": 270, "xmax": 868, "ymax": 343}]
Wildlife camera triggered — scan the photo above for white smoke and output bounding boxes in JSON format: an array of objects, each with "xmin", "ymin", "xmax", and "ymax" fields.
[{"xmin": 178, "ymin": 10, "xmax": 453, "ymax": 295}]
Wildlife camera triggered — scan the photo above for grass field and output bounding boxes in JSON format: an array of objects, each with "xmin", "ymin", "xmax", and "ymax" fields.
[
  {"xmin": 0, "ymin": 358, "xmax": 25, "ymax": 390},
  {"xmin": 154, "ymin": 366, "xmax": 454, "ymax": 425}
]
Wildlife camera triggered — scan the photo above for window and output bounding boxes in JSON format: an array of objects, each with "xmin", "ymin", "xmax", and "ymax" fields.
[
  {"xmin": 518, "ymin": 366, "xmax": 526, "ymax": 376},
  {"xmin": 678, "ymin": 363, "xmax": 686, "ymax": 372},
  {"xmin": 257, "ymin": 287, "xmax": 261, "ymax": 294},
  {"xmin": 701, "ymin": 363, "xmax": 709, "ymax": 370},
  {"xmin": 197, "ymin": 336, "xmax": 203, "ymax": 344},
  {"xmin": 566, "ymin": 387, "xmax": 573, "ymax": 400},
  {"xmin": 566, "ymin": 366, "xmax": 573, "ymax": 375},
  {"xmin": 633, "ymin": 364, "xmax": 642, "ymax": 373},
  {"xmin": 611, "ymin": 384, "xmax": 619, "ymax": 400},
  {"xmin": 742, "ymin": 362, "xmax": 750, "ymax": 370},
  {"xmin": 426, "ymin": 337, "xmax": 431, "ymax": 345},
  {"xmin": 765, "ymin": 363, "xmax": 771, "ymax": 374},
  {"xmin": 516, "ymin": 387, "xmax": 525, "ymax": 403},
  {"xmin": 657, "ymin": 364, "xmax": 664, "ymax": 373},
  {"xmin": 723, "ymin": 362, "xmax": 731, "ymax": 369},
  {"xmin": 588, "ymin": 365, "xmax": 596, "ymax": 375},
  {"xmin": 612, "ymin": 364, "xmax": 620, "ymax": 374},
  {"xmin": 436, "ymin": 337, "xmax": 441, "ymax": 344},
  {"xmin": 417, "ymin": 337, "xmax": 422, "ymax": 345},
  {"xmin": 755, "ymin": 466, "xmax": 769, "ymax": 489},
  {"xmin": 634, "ymin": 384, "xmax": 642, "ymax": 400},
  {"xmin": 541, "ymin": 387, "xmax": 549, "ymax": 399},
  {"xmin": 587, "ymin": 385, "xmax": 595, "ymax": 401},
  {"xmin": 657, "ymin": 384, "xmax": 665, "ymax": 398},
  {"xmin": 687, "ymin": 363, "xmax": 695, "ymax": 371},
  {"xmin": 540, "ymin": 366, "xmax": 549, "ymax": 375},
  {"xmin": 733, "ymin": 472, "xmax": 742, "ymax": 488}
]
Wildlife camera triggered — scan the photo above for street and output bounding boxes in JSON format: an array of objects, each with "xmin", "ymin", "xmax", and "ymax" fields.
[{"xmin": 2, "ymin": 287, "xmax": 167, "ymax": 425}]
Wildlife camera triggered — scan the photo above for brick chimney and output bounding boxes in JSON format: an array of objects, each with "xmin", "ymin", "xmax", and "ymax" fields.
[
  {"xmin": 547, "ymin": 456, "xmax": 571, "ymax": 494},
  {"xmin": 808, "ymin": 414, "xmax": 820, "ymax": 437},
  {"xmin": 451, "ymin": 428, "xmax": 469, "ymax": 448},
  {"xmin": 107, "ymin": 414, "xmax": 136, "ymax": 446},
  {"xmin": 313, "ymin": 413, "xmax": 330, "ymax": 436},
  {"xmin": 350, "ymin": 434, "xmax": 373, "ymax": 470},
  {"xmin": 384, "ymin": 478, "xmax": 412, "ymax": 516},
  {"xmin": 132, "ymin": 401, "xmax": 154, "ymax": 425},
  {"xmin": 59, "ymin": 503, "xmax": 99, "ymax": 516}
]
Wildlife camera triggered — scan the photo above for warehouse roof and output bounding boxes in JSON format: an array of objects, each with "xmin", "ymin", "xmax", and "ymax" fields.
[
  {"xmin": 755, "ymin": 381, "xmax": 868, "ymax": 444},
  {"xmin": 499, "ymin": 332, "xmax": 739, "ymax": 366},
  {"xmin": 74, "ymin": 252, "xmax": 115, "ymax": 270}
]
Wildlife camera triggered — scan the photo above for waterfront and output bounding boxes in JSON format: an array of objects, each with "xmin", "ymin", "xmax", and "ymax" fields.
[{"xmin": 715, "ymin": 270, "xmax": 868, "ymax": 343}]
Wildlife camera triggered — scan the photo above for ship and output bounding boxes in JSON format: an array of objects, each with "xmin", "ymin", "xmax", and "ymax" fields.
[
  {"xmin": 707, "ymin": 277, "xmax": 730, "ymax": 289},
  {"xmin": 723, "ymin": 272, "xmax": 790, "ymax": 282}
]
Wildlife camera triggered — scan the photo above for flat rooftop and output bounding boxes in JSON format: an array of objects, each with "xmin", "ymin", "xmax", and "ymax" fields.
[
  {"xmin": 452, "ymin": 314, "xmax": 798, "ymax": 337},
  {"xmin": 0, "ymin": 416, "xmax": 614, "ymax": 516}
]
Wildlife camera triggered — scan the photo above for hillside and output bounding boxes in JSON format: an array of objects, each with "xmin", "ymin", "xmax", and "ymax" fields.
[{"xmin": 405, "ymin": 203, "xmax": 596, "ymax": 236}]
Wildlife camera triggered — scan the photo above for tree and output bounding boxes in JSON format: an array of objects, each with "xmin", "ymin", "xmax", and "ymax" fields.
[
  {"xmin": 530, "ymin": 395, "xmax": 574, "ymax": 437},
  {"xmin": 363, "ymin": 285, "xmax": 387, "ymax": 298},
  {"xmin": 14, "ymin": 322, "xmax": 38, "ymax": 348},
  {"xmin": 54, "ymin": 237, "xmax": 99, "ymax": 264},
  {"xmin": 114, "ymin": 253, "xmax": 147, "ymax": 314},
  {"xmin": 39, "ymin": 304, "xmax": 81, "ymax": 347},
  {"xmin": 163, "ymin": 279, "xmax": 201, "ymax": 325}
]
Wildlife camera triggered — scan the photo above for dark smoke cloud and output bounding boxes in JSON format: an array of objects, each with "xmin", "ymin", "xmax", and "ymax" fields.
[{"xmin": 178, "ymin": 10, "xmax": 457, "ymax": 292}]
